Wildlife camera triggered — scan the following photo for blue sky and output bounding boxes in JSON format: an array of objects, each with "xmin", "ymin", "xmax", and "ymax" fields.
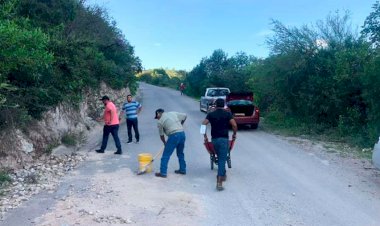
[{"xmin": 87, "ymin": 0, "xmax": 374, "ymax": 71}]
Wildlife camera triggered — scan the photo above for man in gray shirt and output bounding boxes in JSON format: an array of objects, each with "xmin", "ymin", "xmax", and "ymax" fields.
[{"xmin": 154, "ymin": 109, "xmax": 187, "ymax": 178}]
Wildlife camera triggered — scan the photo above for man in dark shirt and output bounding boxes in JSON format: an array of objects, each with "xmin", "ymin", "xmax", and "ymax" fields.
[{"xmin": 202, "ymin": 98, "xmax": 237, "ymax": 191}]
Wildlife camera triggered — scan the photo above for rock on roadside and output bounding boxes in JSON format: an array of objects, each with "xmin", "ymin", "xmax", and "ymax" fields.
[{"xmin": 0, "ymin": 152, "xmax": 87, "ymax": 220}]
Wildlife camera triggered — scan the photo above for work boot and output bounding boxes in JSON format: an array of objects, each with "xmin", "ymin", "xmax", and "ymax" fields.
[
  {"xmin": 155, "ymin": 172, "xmax": 167, "ymax": 178},
  {"xmin": 216, "ymin": 176, "xmax": 224, "ymax": 191},
  {"xmin": 174, "ymin": 170, "xmax": 186, "ymax": 175}
]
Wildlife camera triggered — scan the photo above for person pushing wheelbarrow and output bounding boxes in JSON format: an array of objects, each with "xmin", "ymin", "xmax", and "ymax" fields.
[{"xmin": 202, "ymin": 98, "xmax": 237, "ymax": 191}]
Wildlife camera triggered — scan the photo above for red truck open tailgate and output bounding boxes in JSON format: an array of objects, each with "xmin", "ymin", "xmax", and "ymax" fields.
[{"xmin": 226, "ymin": 92, "xmax": 254, "ymax": 102}]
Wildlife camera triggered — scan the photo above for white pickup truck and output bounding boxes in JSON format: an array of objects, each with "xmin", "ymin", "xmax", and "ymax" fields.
[{"xmin": 199, "ymin": 87, "xmax": 230, "ymax": 112}]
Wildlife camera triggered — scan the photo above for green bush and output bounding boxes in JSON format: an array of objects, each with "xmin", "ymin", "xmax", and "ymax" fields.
[
  {"xmin": 138, "ymin": 69, "xmax": 186, "ymax": 91},
  {"xmin": 0, "ymin": 171, "xmax": 11, "ymax": 186},
  {"xmin": 44, "ymin": 141, "xmax": 59, "ymax": 155},
  {"xmin": 61, "ymin": 132, "xmax": 78, "ymax": 147}
]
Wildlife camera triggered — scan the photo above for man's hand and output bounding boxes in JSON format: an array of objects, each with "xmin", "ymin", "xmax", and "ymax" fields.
[
  {"xmin": 96, "ymin": 117, "xmax": 103, "ymax": 122},
  {"xmin": 160, "ymin": 135, "xmax": 166, "ymax": 145},
  {"xmin": 232, "ymin": 134, "xmax": 237, "ymax": 140}
]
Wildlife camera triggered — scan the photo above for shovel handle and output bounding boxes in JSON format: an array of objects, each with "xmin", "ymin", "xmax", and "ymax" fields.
[
  {"xmin": 143, "ymin": 146, "xmax": 164, "ymax": 167},
  {"xmin": 153, "ymin": 146, "xmax": 165, "ymax": 160}
]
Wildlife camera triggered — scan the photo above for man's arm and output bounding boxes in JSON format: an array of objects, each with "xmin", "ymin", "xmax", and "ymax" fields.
[
  {"xmin": 160, "ymin": 135, "xmax": 166, "ymax": 145},
  {"xmin": 119, "ymin": 104, "xmax": 125, "ymax": 120},
  {"xmin": 202, "ymin": 119, "xmax": 209, "ymax": 139},
  {"xmin": 119, "ymin": 110, "xmax": 124, "ymax": 120},
  {"xmin": 109, "ymin": 108, "xmax": 114, "ymax": 125},
  {"xmin": 176, "ymin": 112, "xmax": 187, "ymax": 125},
  {"xmin": 230, "ymin": 118, "xmax": 238, "ymax": 139},
  {"xmin": 157, "ymin": 123, "xmax": 166, "ymax": 144},
  {"xmin": 181, "ymin": 115, "xmax": 186, "ymax": 125},
  {"xmin": 137, "ymin": 105, "xmax": 142, "ymax": 114}
]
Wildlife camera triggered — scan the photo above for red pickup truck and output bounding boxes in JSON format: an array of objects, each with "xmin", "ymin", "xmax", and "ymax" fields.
[{"xmin": 226, "ymin": 92, "xmax": 260, "ymax": 129}]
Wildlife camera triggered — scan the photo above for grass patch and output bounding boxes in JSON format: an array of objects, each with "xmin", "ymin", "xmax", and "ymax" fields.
[
  {"xmin": 61, "ymin": 132, "xmax": 78, "ymax": 147},
  {"xmin": 357, "ymin": 148, "xmax": 373, "ymax": 159},
  {"xmin": 0, "ymin": 171, "xmax": 11, "ymax": 187},
  {"xmin": 261, "ymin": 113, "xmax": 374, "ymax": 160},
  {"xmin": 44, "ymin": 141, "xmax": 59, "ymax": 155}
]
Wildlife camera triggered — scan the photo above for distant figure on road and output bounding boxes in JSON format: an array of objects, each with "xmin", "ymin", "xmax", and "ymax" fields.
[
  {"xmin": 120, "ymin": 94, "xmax": 142, "ymax": 144},
  {"xmin": 179, "ymin": 83, "xmax": 186, "ymax": 95},
  {"xmin": 95, "ymin": 95, "xmax": 122, "ymax": 155},
  {"xmin": 154, "ymin": 109, "xmax": 187, "ymax": 178},
  {"xmin": 202, "ymin": 98, "xmax": 237, "ymax": 191}
]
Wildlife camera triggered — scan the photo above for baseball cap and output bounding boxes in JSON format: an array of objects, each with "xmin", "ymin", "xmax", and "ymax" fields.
[
  {"xmin": 154, "ymin": 108, "xmax": 164, "ymax": 119},
  {"xmin": 100, "ymin": 95, "xmax": 110, "ymax": 101}
]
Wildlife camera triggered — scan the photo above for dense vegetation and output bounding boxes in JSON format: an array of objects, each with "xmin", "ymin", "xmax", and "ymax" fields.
[
  {"xmin": 0, "ymin": 0, "xmax": 141, "ymax": 129},
  {"xmin": 1, "ymin": 0, "xmax": 379, "ymax": 148},
  {"xmin": 138, "ymin": 68, "xmax": 187, "ymax": 90},
  {"xmin": 142, "ymin": 6, "xmax": 380, "ymax": 148}
]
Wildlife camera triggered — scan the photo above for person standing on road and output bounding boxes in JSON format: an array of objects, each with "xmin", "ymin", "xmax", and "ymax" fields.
[
  {"xmin": 179, "ymin": 83, "xmax": 185, "ymax": 95},
  {"xmin": 154, "ymin": 109, "xmax": 187, "ymax": 178},
  {"xmin": 120, "ymin": 94, "xmax": 142, "ymax": 144},
  {"xmin": 95, "ymin": 95, "xmax": 123, "ymax": 154},
  {"xmin": 202, "ymin": 98, "xmax": 237, "ymax": 191}
]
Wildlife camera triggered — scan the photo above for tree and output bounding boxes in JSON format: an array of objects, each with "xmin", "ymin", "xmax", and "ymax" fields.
[
  {"xmin": 202, "ymin": 49, "xmax": 228, "ymax": 87},
  {"xmin": 0, "ymin": 0, "xmax": 141, "ymax": 128},
  {"xmin": 362, "ymin": 1, "xmax": 380, "ymax": 47}
]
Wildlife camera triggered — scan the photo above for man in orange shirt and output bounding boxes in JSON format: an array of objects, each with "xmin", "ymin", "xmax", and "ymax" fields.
[{"xmin": 95, "ymin": 96, "xmax": 123, "ymax": 154}]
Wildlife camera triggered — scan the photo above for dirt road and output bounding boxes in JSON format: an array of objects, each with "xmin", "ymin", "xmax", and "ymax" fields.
[{"xmin": 2, "ymin": 82, "xmax": 380, "ymax": 226}]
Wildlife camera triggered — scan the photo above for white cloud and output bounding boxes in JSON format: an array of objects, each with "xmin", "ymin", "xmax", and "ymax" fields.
[{"xmin": 154, "ymin": 42, "xmax": 162, "ymax": 47}]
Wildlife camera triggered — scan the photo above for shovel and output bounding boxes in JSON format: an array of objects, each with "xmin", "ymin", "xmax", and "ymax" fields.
[{"xmin": 137, "ymin": 146, "xmax": 164, "ymax": 175}]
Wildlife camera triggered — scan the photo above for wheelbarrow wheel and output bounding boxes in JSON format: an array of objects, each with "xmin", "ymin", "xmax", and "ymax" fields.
[{"xmin": 210, "ymin": 154, "xmax": 214, "ymax": 170}]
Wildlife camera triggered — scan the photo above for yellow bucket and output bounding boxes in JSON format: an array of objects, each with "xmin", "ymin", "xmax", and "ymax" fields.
[{"xmin": 138, "ymin": 153, "xmax": 153, "ymax": 173}]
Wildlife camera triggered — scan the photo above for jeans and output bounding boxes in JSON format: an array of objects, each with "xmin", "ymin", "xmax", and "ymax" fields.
[
  {"xmin": 160, "ymin": 131, "xmax": 186, "ymax": 175},
  {"xmin": 212, "ymin": 137, "xmax": 228, "ymax": 177},
  {"xmin": 100, "ymin": 124, "xmax": 122, "ymax": 152},
  {"xmin": 126, "ymin": 118, "xmax": 139, "ymax": 142}
]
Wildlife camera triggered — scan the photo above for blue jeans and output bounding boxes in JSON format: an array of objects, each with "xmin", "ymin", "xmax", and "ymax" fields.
[
  {"xmin": 212, "ymin": 137, "xmax": 228, "ymax": 177},
  {"xmin": 100, "ymin": 124, "xmax": 122, "ymax": 152},
  {"xmin": 126, "ymin": 118, "xmax": 139, "ymax": 142},
  {"xmin": 160, "ymin": 131, "xmax": 186, "ymax": 176}
]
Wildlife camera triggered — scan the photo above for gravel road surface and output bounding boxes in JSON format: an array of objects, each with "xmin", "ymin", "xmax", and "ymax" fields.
[{"xmin": 1, "ymin": 82, "xmax": 380, "ymax": 226}]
